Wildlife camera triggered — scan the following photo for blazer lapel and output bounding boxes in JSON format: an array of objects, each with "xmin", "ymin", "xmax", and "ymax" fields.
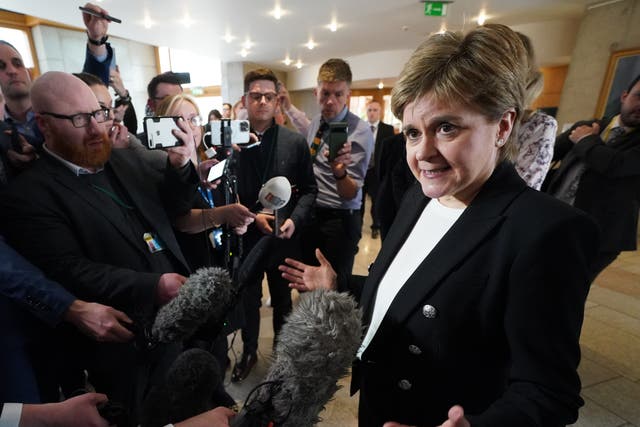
[
  {"xmin": 108, "ymin": 153, "xmax": 190, "ymax": 272},
  {"xmin": 360, "ymin": 182, "xmax": 426, "ymax": 325},
  {"xmin": 366, "ymin": 163, "xmax": 527, "ymax": 329},
  {"xmin": 42, "ymin": 154, "xmax": 146, "ymax": 254}
]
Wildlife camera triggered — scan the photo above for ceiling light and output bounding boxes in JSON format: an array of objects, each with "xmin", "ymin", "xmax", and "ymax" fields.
[
  {"xmin": 306, "ymin": 39, "xmax": 316, "ymax": 50},
  {"xmin": 223, "ymin": 32, "xmax": 235, "ymax": 43},
  {"xmin": 142, "ymin": 14, "xmax": 155, "ymax": 29},
  {"xmin": 328, "ymin": 20, "xmax": 338, "ymax": 32},
  {"xmin": 180, "ymin": 13, "xmax": 194, "ymax": 28},
  {"xmin": 296, "ymin": 60, "xmax": 303, "ymax": 69},
  {"xmin": 377, "ymin": 81, "xmax": 384, "ymax": 90},
  {"xmin": 283, "ymin": 56, "xmax": 292, "ymax": 66},
  {"xmin": 243, "ymin": 39, "xmax": 254, "ymax": 49},
  {"xmin": 270, "ymin": 4, "xmax": 287, "ymax": 19},
  {"xmin": 477, "ymin": 10, "xmax": 487, "ymax": 25},
  {"xmin": 437, "ymin": 24, "xmax": 447, "ymax": 34}
]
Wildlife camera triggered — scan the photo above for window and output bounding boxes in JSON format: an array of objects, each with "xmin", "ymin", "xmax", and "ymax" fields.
[{"xmin": 0, "ymin": 27, "xmax": 34, "ymax": 67}]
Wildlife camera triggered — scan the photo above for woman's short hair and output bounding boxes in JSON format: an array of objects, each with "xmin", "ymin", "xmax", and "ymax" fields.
[
  {"xmin": 155, "ymin": 94, "xmax": 200, "ymax": 117},
  {"xmin": 391, "ymin": 24, "xmax": 527, "ymax": 162}
]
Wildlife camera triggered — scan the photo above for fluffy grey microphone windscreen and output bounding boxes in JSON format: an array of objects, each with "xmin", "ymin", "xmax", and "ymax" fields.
[
  {"xmin": 152, "ymin": 267, "xmax": 233, "ymax": 343},
  {"xmin": 234, "ymin": 289, "xmax": 362, "ymax": 427}
]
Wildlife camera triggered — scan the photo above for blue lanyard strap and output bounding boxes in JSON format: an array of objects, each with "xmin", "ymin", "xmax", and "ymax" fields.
[{"xmin": 198, "ymin": 186, "xmax": 214, "ymax": 208}]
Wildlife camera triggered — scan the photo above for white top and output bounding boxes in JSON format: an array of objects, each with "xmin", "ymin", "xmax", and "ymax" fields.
[
  {"xmin": 357, "ymin": 199, "xmax": 465, "ymax": 358},
  {"xmin": 0, "ymin": 403, "xmax": 22, "ymax": 427}
]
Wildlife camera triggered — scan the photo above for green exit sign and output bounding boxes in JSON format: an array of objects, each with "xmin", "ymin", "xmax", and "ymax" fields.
[{"xmin": 424, "ymin": 2, "xmax": 448, "ymax": 16}]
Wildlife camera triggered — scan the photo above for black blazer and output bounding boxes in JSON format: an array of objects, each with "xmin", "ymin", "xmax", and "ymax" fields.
[
  {"xmin": 546, "ymin": 117, "xmax": 640, "ymax": 252},
  {"xmin": 0, "ymin": 149, "xmax": 197, "ymax": 316},
  {"xmin": 372, "ymin": 121, "xmax": 396, "ymax": 173},
  {"xmin": 352, "ymin": 163, "xmax": 599, "ymax": 427}
]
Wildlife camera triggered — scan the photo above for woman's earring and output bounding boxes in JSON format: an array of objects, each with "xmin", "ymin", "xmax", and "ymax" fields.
[{"xmin": 495, "ymin": 138, "xmax": 505, "ymax": 147}]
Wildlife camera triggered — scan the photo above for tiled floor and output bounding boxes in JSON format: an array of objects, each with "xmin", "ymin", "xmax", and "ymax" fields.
[{"xmin": 224, "ymin": 199, "xmax": 640, "ymax": 426}]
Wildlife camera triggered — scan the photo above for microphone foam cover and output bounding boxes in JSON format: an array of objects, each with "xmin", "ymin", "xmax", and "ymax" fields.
[
  {"xmin": 152, "ymin": 267, "xmax": 233, "ymax": 343},
  {"xmin": 258, "ymin": 289, "xmax": 362, "ymax": 427}
]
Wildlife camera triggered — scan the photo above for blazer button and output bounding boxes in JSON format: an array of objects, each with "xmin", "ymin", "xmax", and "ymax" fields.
[
  {"xmin": 408, "ymin": 344, "xmax": 422, "ymax": 355},
  {"xmin": 422, "ymin": 304, "xmax": 438, "ymax": 319},
  {"xmin": 398, "ymin": 379, "xmax": 412, "ymax": 391}
]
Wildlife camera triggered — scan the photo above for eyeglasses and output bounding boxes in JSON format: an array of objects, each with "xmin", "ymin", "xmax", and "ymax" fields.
[
  {"xmin": 247, "ymin": 92, "xmax": 278, "ymax": 103},
  {"xmin": 188, "ymin": 115, "xmax": 204, "ymax": 127},
  {"xmin": 40, "ymin": 108, "xmax": 111, "ymax": 128}
]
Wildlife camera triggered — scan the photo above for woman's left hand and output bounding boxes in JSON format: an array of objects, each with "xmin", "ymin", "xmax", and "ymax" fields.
[
  {"xmin": 383, "ymin": 405, "xmax": 470, "ymax": 427},
  {"xmin": 197, "ymin": 158, "xmax": 221, "ymax": 189},
  {"xmin": 279, "ymin": 249, "xmax": 337, "ymax": 292}
]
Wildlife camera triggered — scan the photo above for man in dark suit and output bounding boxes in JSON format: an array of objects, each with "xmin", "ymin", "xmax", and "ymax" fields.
[
  {"xmin": 230, "ymin": 68, "xmax": 317, "ymax": 382},
  {"xmin": 546, "ymin": 74, "xmax": 640, "ymax": 281},
  {"xmin": 362, "ymin": 100, "xmax": 395, "ymax": 238},
  {"xmin": 0, "ymin": 71, "xmax": 198, "ymax": 419}
]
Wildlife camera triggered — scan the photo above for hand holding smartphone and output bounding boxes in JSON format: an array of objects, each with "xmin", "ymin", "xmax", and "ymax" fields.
[
  {"xmin": 206, "ymin": 159, "xmax": 228, "ymax": 182},
  {"xmin": 328, "ymin": 122, "xmax": 348, "ymax": 162}
]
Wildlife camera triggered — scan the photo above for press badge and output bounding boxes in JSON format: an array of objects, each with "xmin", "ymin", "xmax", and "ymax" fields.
[
  {"xmin": 209, "ymin": 228, "xmax": 223, "ymax": 250},
  {"xmin": 143, "ymin": 232, "xmax": 166, "ymax": 253}
]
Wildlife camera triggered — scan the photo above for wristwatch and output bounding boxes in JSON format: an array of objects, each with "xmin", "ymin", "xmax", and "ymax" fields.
[{"xmin": 87, "ymin": 32, "xmax": 109, "ymax": 46}]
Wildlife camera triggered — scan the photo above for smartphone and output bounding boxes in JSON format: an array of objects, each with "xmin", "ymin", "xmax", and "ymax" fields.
[
  {"xmin": 328, "ymin": 122, "xmax": 348, "ymax": 162},
  {"xmin": 143, "ymin": 116, "xmax": 183, "ymax": 149},
  {"xmin": 205, "ymin": 119, "xmax": 251, "ymax": 146},
  {"xmin": 207, "ymin": 159, "xmax": 228, "ymax": 182},
  {"xmin": 173, "ymin": 72, "xmax": 191, "ymax": 85}
]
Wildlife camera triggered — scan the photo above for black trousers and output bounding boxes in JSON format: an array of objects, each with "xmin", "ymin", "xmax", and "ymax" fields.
[
  {"xmin": 303, "ymin": 207, "xmax": 362, "ymax": 283},
  {"xmin": 239, "ymin": 234, "xmax": 299, "ymax": 355},
  {"xmin": 361, "ymin": 168, "xmax": 380, "ymax": 230}
]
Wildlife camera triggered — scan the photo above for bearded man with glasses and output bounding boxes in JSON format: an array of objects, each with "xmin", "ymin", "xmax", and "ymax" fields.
[{"xmin": 0, "ymin": 71, "xmax": 201, "ymax": 424}]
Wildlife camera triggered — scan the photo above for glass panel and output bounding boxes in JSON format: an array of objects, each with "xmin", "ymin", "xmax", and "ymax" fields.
[{"xmin": 0, "ymin": 27, "xmax": 34, "ymax": 68}]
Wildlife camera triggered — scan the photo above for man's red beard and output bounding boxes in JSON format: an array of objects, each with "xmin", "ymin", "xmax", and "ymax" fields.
[{"xmin": 54, "ymin": 132, "xmax": 112, "ymax": 169}]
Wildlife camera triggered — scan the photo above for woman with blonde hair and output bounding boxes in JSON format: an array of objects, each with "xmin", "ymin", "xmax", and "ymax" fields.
[{"xmin": 514, "ymin": 32, "xmax": 558, "ymax": 190}]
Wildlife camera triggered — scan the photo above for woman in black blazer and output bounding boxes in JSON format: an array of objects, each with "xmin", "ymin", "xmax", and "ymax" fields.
[{"xmin": 280, "ymin": 24, "xmax": 599, "ymax": 427}]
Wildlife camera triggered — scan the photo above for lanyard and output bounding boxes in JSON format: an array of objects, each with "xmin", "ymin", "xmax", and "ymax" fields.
[
  {"xmin": 198, "ymin": 186, "xmax": 215, "ymax": 208},
  {"xmin": 91, "ymin": 184, "xmax": 134, "ymax": 210}
]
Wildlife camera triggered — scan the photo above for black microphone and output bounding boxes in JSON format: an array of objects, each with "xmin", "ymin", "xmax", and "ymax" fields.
[
  {"xmin": 152, "ymin": 267, "xmax": 234, "ymax": 343},
  {"xmin": 231, "ymin": 290, "xmax": 362, "ymax": 427},
  {"xmin": 237, "ymin": 235, "xmax": 275, "ymax": 287},
  {"xmin": 141, "ymin": 348, "xmax": 224, "ymax": 427}
]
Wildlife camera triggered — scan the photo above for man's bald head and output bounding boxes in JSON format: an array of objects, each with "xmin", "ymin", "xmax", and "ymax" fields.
[
  {"xmin": 32, "ymin": 71, "xmax": 99, "ymax": 114},
  {"xmin": 33, "ymin": 72, "xmax": 111, "ymax": 171}
]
